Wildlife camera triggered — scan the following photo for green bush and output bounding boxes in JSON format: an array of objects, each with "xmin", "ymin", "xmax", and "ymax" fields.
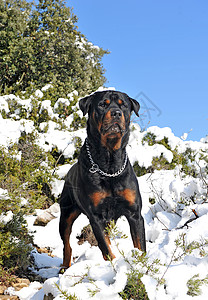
[
  {"xmin": 0, "ymin": 133, "xmax": 56, "ymax": 214},
  {"xmin": 135, "ymin": 133, "xmax": 199, "ymax": 177},
  {"xmin": 0, "ymin": 0, "xmax": 108, "ymax": 98},
  {"xmin": 0, "ymin": 132, "xmax": 58, "ymax": 280},
  {"xmin": 133, "ymin": 162, "xmax": 152, "ymax": 177},
  {"xmin": 120, "ymin": 269, "xmax": 149, "ymax": 300},
  {"xmin": 142, "ymin": 132, "xmax": 156, "ymax": 146},
  {"xmin": 0, "ymin": 212, "xmax": 33, "ymax": 281},
  {"xmin": 142, "ymin": 133, "xmax": 171, "ymax": 150},
  {"xmin": 187, "ymin": 274, "xmax": 208, "ymax": 296},
  {"xmin": 152, "ymin": 154, "xmax": 172, "ymax": 171}
]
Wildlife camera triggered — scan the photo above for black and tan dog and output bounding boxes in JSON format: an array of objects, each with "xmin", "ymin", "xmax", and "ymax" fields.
[{"xmin": 59, "ymin": 90, "xmax": 146, "ymax": 269}]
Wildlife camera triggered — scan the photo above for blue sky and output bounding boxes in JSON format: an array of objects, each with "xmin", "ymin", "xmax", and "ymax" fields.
[{"xmin": 67, "ymin": 0, "xmax": 208, "ymax": 141}]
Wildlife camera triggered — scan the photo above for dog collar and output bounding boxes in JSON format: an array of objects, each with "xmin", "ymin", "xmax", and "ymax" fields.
[{"xmin": 85, "ymin": 139, "xmax": 128, "ymax": 177}]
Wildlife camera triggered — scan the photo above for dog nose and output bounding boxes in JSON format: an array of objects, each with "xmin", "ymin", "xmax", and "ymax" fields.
[{"xmin": 111, "ymin": 109, "xmax": 122, "ymax": 118}]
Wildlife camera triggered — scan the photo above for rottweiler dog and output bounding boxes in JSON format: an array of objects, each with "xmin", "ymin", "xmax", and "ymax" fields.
[{"xmin": 59, "ymin": 90, "xmax": 146, "ymax": 269}]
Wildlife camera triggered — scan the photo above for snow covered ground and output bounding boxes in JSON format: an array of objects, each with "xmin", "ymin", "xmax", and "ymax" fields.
[{"xmin": 1, "ymin": 91, "xmax": 208, "ymax": 299}]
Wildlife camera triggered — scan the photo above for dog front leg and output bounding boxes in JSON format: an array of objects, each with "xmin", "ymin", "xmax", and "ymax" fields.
[
  {"xmin": 90, "ymin": 218, "xmax": 116, "ymax": 261},
  {"xmin": 59, "ymin": 209, "xmax": 81, "ymax": 270},
  {"xmin": 126, "ymin": 212, "xmax": 146, "ymax": 252}
]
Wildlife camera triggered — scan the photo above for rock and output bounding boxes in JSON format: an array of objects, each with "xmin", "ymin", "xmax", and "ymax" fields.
[
  {"xmin": 16, "ymin": 278, "xmax": 30, "ymax": 285},
  {"xmin": 34, "ymin": 211, "xmax": 55, "ymax": 226},
  {"xmin": 37, "ymin": 247, "xmax": 51, "ymax": 254},
  {"xmin": 11, "ymin": 282, "xmax": 28, "ymax": 291},
  {"xmin": 0, "ymin": 296, "xmax": 18, "ymax": 300},
  {"xmin": 36, "ymin": 246, "xmax": 55, "ymax": 257},
  {"xmin": 11, "ymin": 278, "xmax": 30, "ymax": 291},
  {"xmin": 48, "ymin": 203, "xmax": 60, "ymax": 215},
  {"xmin": 1, "ymin": 277, "xmax": 30, "ymax": 297},
  {"xmin": 0, "ymin": 285, "xmax": 7, "ymax": 295},
  {"xmin": 77, "ymin": 224, "xmax": 98, "ymax": 246},
  {"xmin": 33, "ymin": 203, "xmax": 60, "ymax": 226}
]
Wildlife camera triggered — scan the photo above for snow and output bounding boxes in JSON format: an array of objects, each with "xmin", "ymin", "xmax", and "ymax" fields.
[
  {"xmin": 0, "ymin": 188, "xmax": 9, "ymax": 199},
  {"xmin": 53, "ymin": 98, "xmax": 70, "ymax": 112},
  {"xmin": 41, "ymin": 84, "xmax": 53, "ymax": 91},
  {"xmin": 1, "ymin": 90, "xmax": 208, "ymax": 299},
  {"xmin": 12, "ymin": 282, "xmax": 43, "ymax": 300},
  {"xmin": 40, "ymin": 100, "xmax": 54, "ymax": 118},
  {"xmin": 0, "ymin": 210, "xmax": 13, "ymax": 224},
  {"xmin": 0, "ymin": 96, "xmax": 10, "ymax": 113},
  {"xmin": 34, "ymin": 90, "xmax": 44, "ymax": 98},
  {"xmin": 201, "ymin": 136, "xmax": 208, "ymax": 144}
]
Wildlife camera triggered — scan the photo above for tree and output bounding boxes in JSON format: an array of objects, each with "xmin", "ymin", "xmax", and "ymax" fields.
[
  {"xmin": 0, "ymin": 0, "xmax": 108, "ymax": 98},
  {"xmin": 0, "ymin": 0, "xmax": 34, "ymax": 92}
]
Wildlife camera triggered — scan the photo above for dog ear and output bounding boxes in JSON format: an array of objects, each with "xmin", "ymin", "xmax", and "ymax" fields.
[
  {"xmin": 129, "ymin": 97, "xmax": 140, "ymax": 117},
  {"xmin": 79, "ymin": 95, "xmax": 93, "ymax": 116}
]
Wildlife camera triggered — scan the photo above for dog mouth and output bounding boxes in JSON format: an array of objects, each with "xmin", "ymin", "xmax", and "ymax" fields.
[
  {"xmin": 109, "ymin": 123, "xmax": 121, "ymax": 133},
  {"xmin": 102, "ymin": 123, "xmax": 124, "ymax": 135}
]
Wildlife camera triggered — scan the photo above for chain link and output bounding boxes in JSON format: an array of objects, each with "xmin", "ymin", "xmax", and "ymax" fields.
[{"xmin": 85, "ymin": 139, "xmax": 128, "ymax": 177}]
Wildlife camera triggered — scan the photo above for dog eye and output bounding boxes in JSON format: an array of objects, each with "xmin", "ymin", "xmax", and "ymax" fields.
[
  {"xmin": 99, "ymin": 102, "xmax": 106, "ymax": 108},
  {"xmin": 99, "ymin": 99, "xmax": 110, "ymax": 108},
  {"xmin": 118, "ymin": 99, "xmax": 126, "ymax": 107}
]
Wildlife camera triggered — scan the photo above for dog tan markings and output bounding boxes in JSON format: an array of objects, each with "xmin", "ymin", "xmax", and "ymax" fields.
[
  {"xmin": 103, "ymin": 240, "xmax": 116, "ymax": 261},
  {"xmin": 117, "ymin": 189, "xmax": 136, "ymax": 206},
  {"xmin": 90, "ymin": 191, "xmax": 110, "ymax": 207},
  {"xmin": 104, "ymin": 110, "xmax": 112, "ymax": 121},
  {"xmin": 112, "ymin": 113, "xmax": 125, "ymax": 151},
  {"xmin": 103, "ymin": 231, "xmax": 116, "ymax": 260},
  {"xmin": 100, "ymin": 110, "xmax": 112, "ymax": 148},
  {"xmin": 100, "ymin": 111, "xmax": 126, "ymax": 151},
  {"xmin": 132, "ymin": 236, "xmax": 142, "ymax": 250},
  {"xmin": 62, "ymin": 210, "xmax": 80, "ymax": 268},
  {"xmin": 92, "ymin": 111, "xmax": 95, "ymax": 122}
]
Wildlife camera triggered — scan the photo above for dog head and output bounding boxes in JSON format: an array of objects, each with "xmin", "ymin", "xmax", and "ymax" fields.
[{"xmin": 79, "ymin": 90, "xmax": 140, "ymax": 151}]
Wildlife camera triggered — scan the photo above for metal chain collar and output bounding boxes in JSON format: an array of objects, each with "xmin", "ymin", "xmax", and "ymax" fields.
[{"xmin": 85, "ymin": 139, "xmax": 128, "ymax": 177}]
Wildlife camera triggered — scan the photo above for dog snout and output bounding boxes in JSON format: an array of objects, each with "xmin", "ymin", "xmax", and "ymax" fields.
[{"xmin": 111, "ymin": 109, "xmax": 122, "ymax": 119}]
